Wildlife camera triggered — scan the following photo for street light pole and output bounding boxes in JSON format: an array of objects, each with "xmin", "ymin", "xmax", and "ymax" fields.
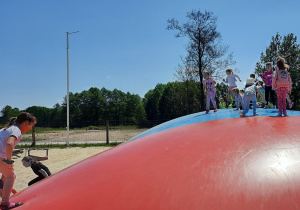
[{"xmin": 66, "ymin": 31, "xmax": 79, "ymax": 146}]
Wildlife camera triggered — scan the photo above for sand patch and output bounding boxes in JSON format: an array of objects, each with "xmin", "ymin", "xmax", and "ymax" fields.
[{"xmin": 12, "ymin": 147, "xmax": 112, "ymax": 192}]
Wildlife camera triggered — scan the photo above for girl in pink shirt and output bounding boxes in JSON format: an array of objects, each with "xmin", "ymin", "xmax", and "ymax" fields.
[
  {"xmin": 203, "ymin": 70, "xmax": 218, "ymax": 114},
  {"xmin": 272, "ymin": 57, "xmax": 292, "ymax": 116},
  {"xmin": 260, "ymin": 62, "xmax": 276, "ymax": 108}
]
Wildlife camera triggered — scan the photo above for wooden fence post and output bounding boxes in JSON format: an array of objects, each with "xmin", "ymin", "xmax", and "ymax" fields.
[
  {"xmin": 31, "ymin": 126, "xmax": 36, "ymax": 147},
  {"xmin": 106, "ymin": 120, "xmax": 109, "ymax": 144}
]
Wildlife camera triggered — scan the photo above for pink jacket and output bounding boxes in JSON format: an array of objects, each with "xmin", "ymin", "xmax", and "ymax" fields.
[
  {"xmin": 259, "ymin": 71, "xmax": 273, "ymax": 86},
  {"xmin": 272, "ymin": 69, "xmax": 292, "ymax": 92},
  {"xmin": 203, "ymin": 78, "xmax": 216, "ymax": 92}
]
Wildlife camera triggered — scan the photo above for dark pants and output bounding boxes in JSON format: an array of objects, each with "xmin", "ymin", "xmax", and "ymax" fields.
[
  {"xmin": 265, "ymin": 86, "xmax": 276, "ymax": 105},
  {"xmin": 28, "ymin": 176, "xmax": 44, "ymax": 186}
]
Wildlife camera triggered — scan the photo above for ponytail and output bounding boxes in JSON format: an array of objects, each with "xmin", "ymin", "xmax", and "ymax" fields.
[{"xmin": 4, "ymin": 117, "xmax": 17, "ymax": 130}]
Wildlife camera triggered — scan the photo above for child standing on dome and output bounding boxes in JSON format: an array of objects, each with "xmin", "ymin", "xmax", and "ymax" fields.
[
  {"xmin": 245, "ymin": 73, "xmax": 257, "ymax": 88},
  {"xmin": 239, "ymin": 82, "xmax": 266, "ymax": 117},
  {"xmin": 272, "ymin": 57, "xmax": 292, "ymax": 116},
  {"xmin": 232, "ymin": 88, "xmax": 243, "ymax": 110},
  {"xmin": 260, "ymin": 62, "xmax": 276, "ymax": 109},
  {"xmin": 203, "ymin": 70, "xmax": 218, "ymax": 114},
  {"xmin": 223, "ymin": 68, "xmax": 242, "ymax": 107}
]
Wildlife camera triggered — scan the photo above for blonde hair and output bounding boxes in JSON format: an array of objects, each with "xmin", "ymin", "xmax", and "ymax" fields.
[
  {"xmin": 277, "ymin": 57, "xmax": 289, "ymax": 69},
  {"xmin": 203, "ymin": 70, "xmax": 210, "ymax": 76}
]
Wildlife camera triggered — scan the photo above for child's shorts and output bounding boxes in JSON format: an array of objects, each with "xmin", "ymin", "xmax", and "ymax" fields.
[{"xmin": 228, "ymin": 86, "xmax": 237, "ymax": 91}]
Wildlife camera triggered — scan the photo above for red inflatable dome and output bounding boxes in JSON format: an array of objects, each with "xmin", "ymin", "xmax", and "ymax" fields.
[{"xmin": 10, "ymin": 109, "xmax": 300, "ymax": 209}]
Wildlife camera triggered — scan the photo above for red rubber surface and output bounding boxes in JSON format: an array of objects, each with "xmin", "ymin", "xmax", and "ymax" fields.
[{"xmin": 12, "ymin": 116, "xmax": 300, "ymax": 210}]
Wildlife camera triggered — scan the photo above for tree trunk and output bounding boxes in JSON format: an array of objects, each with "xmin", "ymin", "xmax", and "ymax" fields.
[
  {"xmin": 198, "ymin": 57, "xmax": 205, "ymax": 111},
  {"xmin": 199, "ymin": 71, "xmax": 205, "ymax": 111}
]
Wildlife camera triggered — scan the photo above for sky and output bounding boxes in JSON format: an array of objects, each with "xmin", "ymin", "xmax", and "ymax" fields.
[{"xmin": 1, "ymin": 0, "xmax": 300, "ymax": 111}]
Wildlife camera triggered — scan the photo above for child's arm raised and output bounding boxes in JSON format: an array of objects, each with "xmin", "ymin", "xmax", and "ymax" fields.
[
  {"xmin": 259, "ymin": 73, "xmax": 265, "ymax": 80},
  {"xmin": 235, "ymin": 74, "xmax": 242, "ymax": 82}
]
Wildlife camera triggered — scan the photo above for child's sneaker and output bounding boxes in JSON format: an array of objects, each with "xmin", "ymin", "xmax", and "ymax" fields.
[
  {"xmin": 206, "ymin": 110, "xmax": 209, "ymax": 114},
  {"xmin": 0, "ymin": 202, "xmax": 24, "ymax": 209},
  {"xmin": 289, "ymin": 101, "xmax": 294, "ymax": 109},
  {"xmin": 239, "ymin": 111, "xmax": 245, "ymax": 117},
  {"xmin": 253, "ymin": 112, "xmax": 259, "ymax": 116},
  {"xmin": 214, "ymin": 108, "xmax": 218, "ymax": 112}
]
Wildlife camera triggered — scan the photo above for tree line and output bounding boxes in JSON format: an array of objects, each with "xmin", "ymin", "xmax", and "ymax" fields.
[
  {"xmin": 0, "ymin": 82, "xmax": 228, "ymax": 128},
  {"xmin": 0, "ymin": 87, "xmax": 146, "ymax": 128}
]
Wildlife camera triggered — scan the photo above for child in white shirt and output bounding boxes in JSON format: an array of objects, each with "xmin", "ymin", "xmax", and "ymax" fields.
[{"xmin": 223, "ymin": 68, "xmax": 242, "ymax": 107}]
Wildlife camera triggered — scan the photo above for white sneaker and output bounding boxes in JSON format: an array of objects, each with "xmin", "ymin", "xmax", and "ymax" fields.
[{"xmin": 239, "ymin": 111, "xmax": 245, "ymax": 117}]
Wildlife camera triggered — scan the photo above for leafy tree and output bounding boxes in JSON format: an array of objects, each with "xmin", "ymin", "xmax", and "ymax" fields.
[
  {"xmin": 143, "ymin": 84, "xmax": 166, "ymax": 125},
  {"xmin": 59, "ymin": 87, "xmax": 146, "ymax": 127},
  {"xmin": 174, "ymin": 68, "xmax": 202, "ymax": 114},
  {"xmin": 124, "ymin": 93, "xmax": 146, "ymax": 125},
  {"xmin": 159, "ymin": 82, "xmax": 178, "ymax": 120},
  {"xmin": 50, "ymin": 103, "xmax": 64, "ymax": 127},
  {"xmin": 159, "ymin": 81, "xmax": 201, "ymax": 119},
  {"xmin": 25, "ymin": 106, "xmax": 52, "ymax": 127},
  {"xmin": 135, "ymin": 101, "xmax": 147, "ymax": 126},
  {"xmin": 100, "ymin": 87, "xmax": 113, "ymax": 121},
  {"xmin": 215, "ymin": 82, "xmax": 228, "ymax": 108},
  {"xmin": 0, "ymin": 106, "xmax": 20, "ymax": 125},
  {"xmin": 167, "ymin": 10, "xmax": 235, "ymax": 111},
  {"xmin": 78, "ymin": 88, "xmax": 105, "ymax": 123},
  {"xmin": 255, "ymin": 33, "xmax": 300, "ymax": 109}
]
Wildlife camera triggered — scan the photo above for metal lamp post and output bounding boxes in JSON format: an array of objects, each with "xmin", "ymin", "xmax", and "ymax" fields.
[{"xmin": 66, "ymin": 31, "xmax": 79, "ymax": 146}]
